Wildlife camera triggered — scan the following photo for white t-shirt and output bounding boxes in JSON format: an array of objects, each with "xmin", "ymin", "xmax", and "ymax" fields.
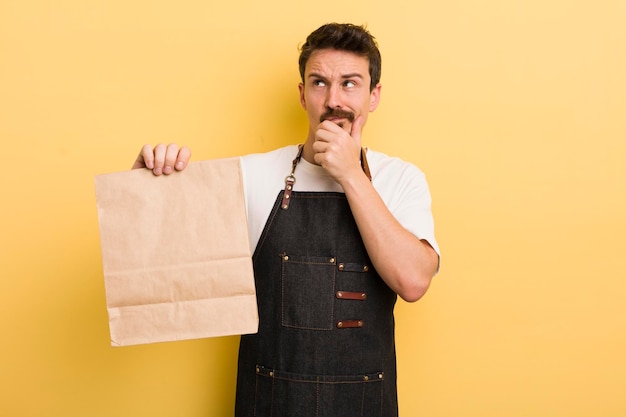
[{"xmin": 240, "ymin": 145, "xmax": 439, "ymax": 257}]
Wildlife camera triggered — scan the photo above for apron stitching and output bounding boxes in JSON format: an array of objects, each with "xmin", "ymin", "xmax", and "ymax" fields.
[
  {"xmin": 316, "ymin": 377, "xmax": 320, "ymax": 417},
  {"xmin": 252, "ymin": 196, "xmax": 282, "ymax": 264}
]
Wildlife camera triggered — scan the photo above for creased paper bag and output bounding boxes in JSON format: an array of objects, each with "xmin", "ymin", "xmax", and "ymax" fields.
[{"xmin": 95, "ymin": 157, "xmax": 258, "ymax": 346}]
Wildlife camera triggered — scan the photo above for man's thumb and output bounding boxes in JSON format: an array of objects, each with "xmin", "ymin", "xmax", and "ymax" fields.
[{"xmin": 350, "ymin": 115, "xmax": 364, "ymax": 145}]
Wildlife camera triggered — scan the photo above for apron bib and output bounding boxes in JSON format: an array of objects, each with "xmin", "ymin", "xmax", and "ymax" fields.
[{"xmin": 235, "ymin": 147, "xmax": 398, "ymax": 417}]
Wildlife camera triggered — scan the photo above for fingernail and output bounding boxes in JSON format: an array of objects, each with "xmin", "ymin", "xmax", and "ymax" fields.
[
  {"xmin": 163, "ymin": 166, "xmax": 173, "ymax": 174},
  {"xmin": 154, "ymin": 167, "xmax": 162, "ymax": 175},
  {"xmin": 175, "ymin": 161, "xmax": 184, "ymax": 169}
]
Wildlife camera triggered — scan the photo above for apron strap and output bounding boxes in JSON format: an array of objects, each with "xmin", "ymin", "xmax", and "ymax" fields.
[
  {"xmin": 281, "ymin": 145, "xmax": 304, "ymax": 210},
  {"xmin": 360, "ymin": 147, "xmax": 372, "ymax": 181}
]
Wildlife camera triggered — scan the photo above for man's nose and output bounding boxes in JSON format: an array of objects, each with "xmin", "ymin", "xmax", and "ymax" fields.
[{"xmin": 325, "ymin": 85, "xmax": 342, "ymax": 108}]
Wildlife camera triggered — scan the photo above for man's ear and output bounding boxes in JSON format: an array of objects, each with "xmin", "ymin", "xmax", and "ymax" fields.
[
  {"xmin": 369, "ymin": 83, "xmax": 382, "ymax": 112},
  {"xmin": 298, "ymin": 83, "xmax": 307, "ymax": 109}
]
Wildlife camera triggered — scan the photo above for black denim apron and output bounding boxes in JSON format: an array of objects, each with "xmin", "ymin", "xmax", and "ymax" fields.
[{"xmin": 235, "ymin": 147, "xmax": 398, "ymax": 417}]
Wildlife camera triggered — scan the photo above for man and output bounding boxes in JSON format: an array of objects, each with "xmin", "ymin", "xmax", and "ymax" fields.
[{"xmin": 133, "ymin": 23, "xmax": 439, "ymax": 417}]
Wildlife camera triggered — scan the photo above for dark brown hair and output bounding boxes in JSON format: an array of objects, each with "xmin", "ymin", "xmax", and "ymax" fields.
[{"xmin": 298, "ymin": 23, "xmax": 382, "ymax": 91}]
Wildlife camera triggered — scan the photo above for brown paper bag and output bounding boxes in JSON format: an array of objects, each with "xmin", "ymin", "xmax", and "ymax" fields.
[{"xmin": 95, "ymin": 157, "xmax": 258, "ymax": 346}]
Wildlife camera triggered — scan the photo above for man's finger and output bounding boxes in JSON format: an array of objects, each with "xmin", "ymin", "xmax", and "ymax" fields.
[
  {"xmin": 316, "ymin": 120, "xmax": 341, "ymax": 142},
  {"xmin": 175, "ymin": 146, "xmax": 192, "ymax": 171},
  {"xmin": 152, "ymin": 143, "xmax": 167, "ymax": 175},
  {"xmin": 133, "ymin": 144, "xmax": 155, "ymax": 170},
  {"xmin": 350, "ymin": 116, "xmax": 364, "ymax": 146},
  {"xmin": 162, "ymin": 143, "xmax": 179, "ymax": 175}
]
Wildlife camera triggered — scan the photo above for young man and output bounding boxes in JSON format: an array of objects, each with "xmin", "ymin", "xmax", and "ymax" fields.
[{"xmin": 133, "ymin": 23, "xmax": 439, "ymax": 417}]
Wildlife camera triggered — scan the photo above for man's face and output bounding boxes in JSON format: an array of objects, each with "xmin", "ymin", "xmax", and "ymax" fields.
[{"xmin": 299, "ymin": 49, "xmax": 381, "ymax": 135}]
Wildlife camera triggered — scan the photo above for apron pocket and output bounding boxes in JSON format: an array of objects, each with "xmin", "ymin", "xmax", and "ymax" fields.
[
  {"xmin": 281, "ymin": 254, "xmax": 336, "ymax": 330},
  {"xmin": 254, "ymin": 365, "xmax": 383, "ymax": 417}
]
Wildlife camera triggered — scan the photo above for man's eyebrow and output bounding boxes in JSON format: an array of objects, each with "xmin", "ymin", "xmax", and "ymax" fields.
[
  {"xmin": 307, "ymin": 72, "xmax": 327, "ymax": 80},
  {"xmin": 307, "ymin": 72, "xmax": 364, "ymax": 80},
  {"xmin": 341, "ymin": 73, "xmax": 364, "ymax": 79}
]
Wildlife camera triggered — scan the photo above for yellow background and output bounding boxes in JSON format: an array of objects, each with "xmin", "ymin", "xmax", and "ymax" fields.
[{"xmin": 1, "ymin": 0, "xmax": 625, "ymax": 416}]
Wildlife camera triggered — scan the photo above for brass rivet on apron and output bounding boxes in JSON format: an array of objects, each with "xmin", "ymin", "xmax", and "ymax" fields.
[
  {"xmin": 256, "ymin": 367, "xmax": 260, "ymax": 373},
  {"xmin": 363, "ymin": 265, "xmax": 369, "ymax": 272},
  {"xmin": 378, "ymin": 373, "xmax": 383, "ymax": 379},
  {"xmin": 282, "ymin": 204, "xmax": 288, "ymax": 209},
  {"xmin": 329, "ymin": 257, "xmax": 335, "ymax": 264},
  {"xmin": 361, "ymin": 293, "xmax": 366, "ymax": 299},
  {"xmin": 269, "ymin": 371, "xmax": 274, "ymax": 377},
  {"xmin": 337, "ymin": 321, "xmax": 343, "ymax": 328},
  {"xmin": 337, "ymin": 291, "xmax": 343, "ymax": 298},
  {"xmin": 363, "ymin": 375, "xmax": 369, "ymax": 381},
  {"xmin": 358, "ymin": 320, "xmax": 363, "ymax": 327},
  {"xmin": 283, "ymin": 255, "xmax": 289, "ymax": 261},
  {"xmin": 338, "ymin": 263, "xmax": 344, "ymax": 271}
]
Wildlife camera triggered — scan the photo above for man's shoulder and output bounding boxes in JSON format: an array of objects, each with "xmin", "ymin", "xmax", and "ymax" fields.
[
  {"xmin": 367, "ymin": 148, "xmax": 426, "ymax": 180},
  {"xmin": 241, "ymin": 145, "xmax": 299, "ymax": 167},
  {"xmin": 240, "ymin": 145, "xmax": 300, "ymax": 192}
]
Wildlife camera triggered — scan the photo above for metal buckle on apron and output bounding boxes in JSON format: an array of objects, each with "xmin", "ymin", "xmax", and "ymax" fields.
[
  {"xmin": 281, "ymin": 174, "xmax": 296, "ymax": 210},
  {"xmin": 281, "ymin": 145, "xmax": 304, "ymax": 210}
]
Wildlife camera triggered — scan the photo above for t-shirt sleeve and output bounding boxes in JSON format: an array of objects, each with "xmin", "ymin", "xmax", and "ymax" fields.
[{"xmin": 373, "ymin": 159, "xmax": 440, "ymax": 258}]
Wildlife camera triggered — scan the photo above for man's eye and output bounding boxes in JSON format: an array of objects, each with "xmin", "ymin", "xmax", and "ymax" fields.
[
  {"xmin": 344, "ymin": 80, "xmax": 356, "ymax": 88},
  {"xmin": 314, "ymin": 80, "xmax": 326, "ymax": 87}
]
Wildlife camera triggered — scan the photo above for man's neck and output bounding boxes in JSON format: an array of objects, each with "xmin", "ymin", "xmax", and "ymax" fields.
[{"xmin": 301, "ymin": 139, "xmax": 318, "ymax": 165}]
